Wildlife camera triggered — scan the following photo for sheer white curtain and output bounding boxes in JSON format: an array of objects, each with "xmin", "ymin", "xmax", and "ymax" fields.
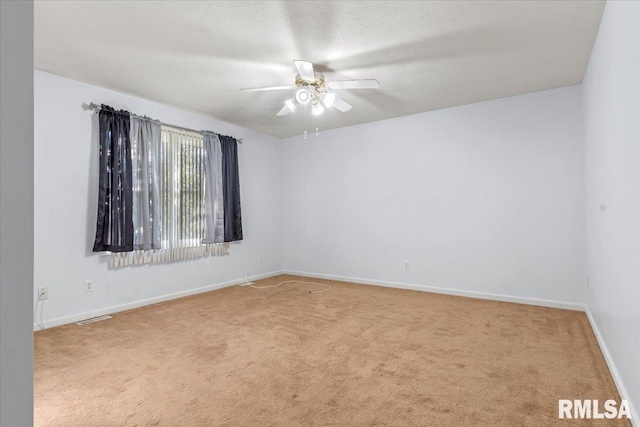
[
  {"xmin": 130, "ymin": 115, "xmax": 162, "ymax": 250},
  {"xmin": 202, "ymin": 131, "xmax": 224, "ymax": 243}
]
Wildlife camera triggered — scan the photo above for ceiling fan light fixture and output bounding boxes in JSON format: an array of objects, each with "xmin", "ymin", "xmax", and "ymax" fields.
[
  {"xmin": 322, "ymin": 91, "xmax": 336, "ymax": 108},
  {"xmin": 312, "ymin": 101, "xmax": 325, "ymax": 116},
  {"xmin": 252, "ymin": 60, "xmax": 379, "ymax": 117},
  {"xmin": 295, "ymin": 88, "xmax": 311, "ymax": 105}
]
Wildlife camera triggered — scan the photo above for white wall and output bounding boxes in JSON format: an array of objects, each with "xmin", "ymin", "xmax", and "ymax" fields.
[
  {"xmin": 1, "ymin": 2, "xmax": 34, "ymax": 425},
  {"xmin": 583, "ymin": 0, "xmax": 640, "ymax": 416},
  {"xmin": 283, "ymin": 85, "xmax": 585, "ymax": 306},
  {"xmin": 34, "ymin": 72, "xmax": 588, "ymax": 322},
  {"xmin": 34, "ymin": 71, "xmax": 283, "ymax": 327}
]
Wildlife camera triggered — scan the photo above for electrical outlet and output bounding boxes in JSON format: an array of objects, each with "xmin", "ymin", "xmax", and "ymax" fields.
[
  {"xmin": 404, "ymin": 260, "xmax": 410, "ymax": 271},
  {"xmin": 85, "ymin": 280, "xmax": 94, "ymax": 293},
  {"xmin": 37, "ymin": 287, "xmax": 48, "ymax": 301},
  {"xmin": 258, "ymin": 254, "xmax": 263, "ymax": 263}
]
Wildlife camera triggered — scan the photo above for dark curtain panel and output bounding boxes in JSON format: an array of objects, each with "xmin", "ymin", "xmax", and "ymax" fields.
[
  {"xmin": 93, "ymin": 105, "xmax": 134, "ymax": 252},
  {"xmin": 220, "ymin": 135, "xmax": 243, "ymax": 242}
]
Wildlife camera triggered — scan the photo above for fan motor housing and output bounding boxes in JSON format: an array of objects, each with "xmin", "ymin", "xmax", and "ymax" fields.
[{"xmin": 295, "ymin": 72, "xmax": 326, "ymax": 90}]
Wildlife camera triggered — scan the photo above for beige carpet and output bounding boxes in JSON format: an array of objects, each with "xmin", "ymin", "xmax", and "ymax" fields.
[{"xmin": 34, "ymin": 275, "xmax": 628, "ymax": 426}]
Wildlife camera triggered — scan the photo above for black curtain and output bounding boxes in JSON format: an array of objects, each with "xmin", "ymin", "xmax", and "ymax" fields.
[
  {"xmin": 92, "ymin": 105, "xmax": 134, "ymax": 252},
  {"xmin": 220, "ymin": 135, "xmax": 243, "ymax": 242}
]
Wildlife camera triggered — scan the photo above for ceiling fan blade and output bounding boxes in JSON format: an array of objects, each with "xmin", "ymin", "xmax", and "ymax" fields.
[
  {"xmin": 327, "ymin": 79, "xmax": 380, "ymax": 90},
  {"xmin": 240, "ymin": 85, "xmax": 293, "ymax": 92},
  {"xmin": 276, "ymin": 104, "xmax": 292, "ymax": 116},
  {"xmin": 294, "ymin": 60, "xmax": 316, "ymax": 81},
  {"xmin": 333, "ymin": 96, "xmax": 353, "ymax": 112}
]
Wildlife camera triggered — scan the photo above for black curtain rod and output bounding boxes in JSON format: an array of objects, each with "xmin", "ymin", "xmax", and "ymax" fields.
[{"xmin": 86, "ymin": 103, "xmax": 244, "ymax": 143}]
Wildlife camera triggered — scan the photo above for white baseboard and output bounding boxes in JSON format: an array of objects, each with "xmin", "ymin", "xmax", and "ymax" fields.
[
  {"xmin": 33, "ymin": 271, "xmax": 282, "ymax": 331},
  {"xmin": 35, "ymin": 270, "xmax": 584, "ymax": 330},
  {"xmin": 585, "ymin": 308, "xmax": 638, "ymax": 426},
  {"xmin": 281, "ymin": 270, "xmax": 586, "ymax": 311}
]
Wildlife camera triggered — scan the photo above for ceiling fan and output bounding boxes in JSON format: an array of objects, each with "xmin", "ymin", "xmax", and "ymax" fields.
[{"xmin": 240, "ymin": 60, "xmax": 379, "ymax": 117}]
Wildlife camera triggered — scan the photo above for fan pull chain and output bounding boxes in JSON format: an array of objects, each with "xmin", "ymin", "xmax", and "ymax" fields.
[{"xmin": 304, "ymin": 100, "xmax": 308, "ymax": 139}]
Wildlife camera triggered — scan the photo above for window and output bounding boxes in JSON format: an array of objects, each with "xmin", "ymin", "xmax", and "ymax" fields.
[
  {"xmin": 111, "ymin": 127, "xmax": 228, "ymax": 267},
  {"xmin": 160, "ymin": 128, "xmax": 205, "ymax": 250}
]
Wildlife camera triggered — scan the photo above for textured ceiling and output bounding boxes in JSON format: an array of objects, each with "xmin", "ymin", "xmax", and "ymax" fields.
[{"xmin": 35, "ymin": 1, "xmax": 605, "ymax": 138}]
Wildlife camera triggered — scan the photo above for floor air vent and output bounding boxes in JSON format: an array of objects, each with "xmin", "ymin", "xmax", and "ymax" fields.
[{"xmin": 76, "ymin": 315, "xmax": 112, "ymax": 325}]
